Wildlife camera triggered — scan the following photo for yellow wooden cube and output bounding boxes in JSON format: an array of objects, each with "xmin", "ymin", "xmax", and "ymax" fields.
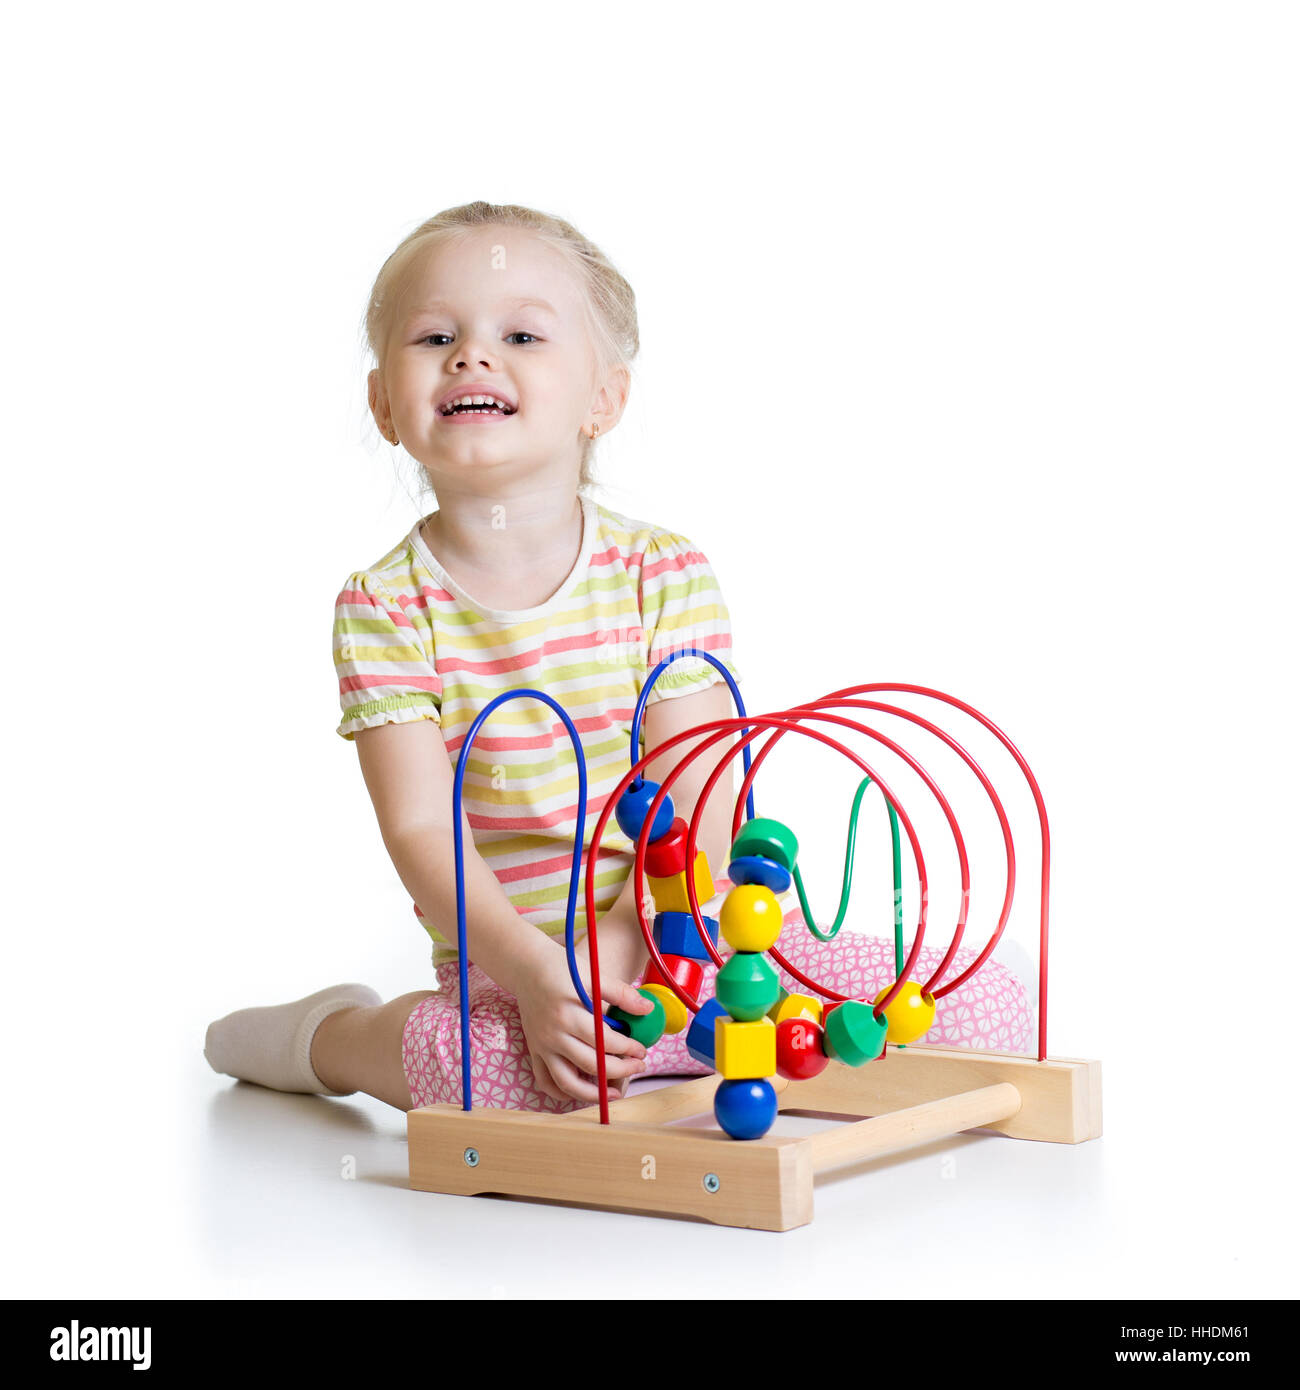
[
  {"xmin": 714, "ymin": 1017, "xmax": 776, "ymax": 1079},
  {"xmin": 640, "ymin": 982, "xmax": 689, "ymax": 1035},
  {"xmin": 647, "ymin": 851, "xmax": 714, "ymax": 914},
  {"xmin": 773, "ymin": 992, "xmax": 823, "ymax": 1026}
]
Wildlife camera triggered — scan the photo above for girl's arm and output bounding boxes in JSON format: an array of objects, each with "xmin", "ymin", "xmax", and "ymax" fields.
[
  {"xmin": 354, "ymin": 718, "xmax": 556, "ymax": 997},
  {"xmin": 353, "ymin": 717, "xmax": 652, "ymax": 1104},
  {"xmin": 582, "ymin": 681, "xmax": 738, "ymax": 984}
]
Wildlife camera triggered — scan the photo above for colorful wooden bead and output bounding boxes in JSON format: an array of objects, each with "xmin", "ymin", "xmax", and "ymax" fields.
[
  {"xmin": 714, "ymin": 1077, "xmax": 778, "ymax": 1140},
  {"xmin": 642, "ymin": 817, "xmax": 689, "ymax": 878},
  {"xmin": 730, "ymin": 817, "xmax": 799, "ymax": 872},
  {"xmin": 608, "ymin": 988, "xmax": 666, "ymax": 1048},
  {"xmin": 715, "ymin": 1017, "xmax": 776, "ymax": 1079},
  {"xmin": 615, "ymin": 779, "xmax": 675, "ymax": 844},
  {"xmin": 822, "ymin": 1000, "xmax": 887, "ymax": 1067},
  {"xmin": 775, "ymin": 1017, "xmax": 829, "ymax": 1081},
  {"xmin": 872, "ymin": 981, "xmax": 937, "ymax": 1044},
  {"xmin": 766, "ymin": 986, "xmax": 790, "ymax": 1019},
  {"xmin": 772, "ymin": 991, "xmax": 823, "ymax": 1025},
  {"xmin": 647, "ymin": 851, "xmax": 713, "ymax": 913},
  {"xmin": 715, "ymin": 951, "xmax": 781, "ymax": 1021},
  {"xmin": 640, "ymin": 982, "xmax": 688, "ymax": 1035},
  {"xmin": 719, "ymin": 883, "xmax": 784, "ymax": 953},
  {"xmin": 653, "ymin": 910, "xmax": 719, "ymax": 961},
  {"xmin": 642, "ymin": 951, "xmax": 704, "ymax": 1000},
  {"xmin": 686, "ymin": 996, "xmax": 728, "ymax": 1066},
  {"xmin": 727, "ymin": 854, "xmax": 792, "ymax": 893}
]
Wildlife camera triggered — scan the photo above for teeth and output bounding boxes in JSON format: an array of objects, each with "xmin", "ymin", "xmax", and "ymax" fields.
[{"xmin": 443, "ymin": 394, "xmax": 513, "ymax": 414}]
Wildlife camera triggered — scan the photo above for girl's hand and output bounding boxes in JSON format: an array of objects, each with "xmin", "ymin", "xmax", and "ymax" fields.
[{"xmin": 514, "ymin": 938, "xmax": 655, "ymax": 1106}]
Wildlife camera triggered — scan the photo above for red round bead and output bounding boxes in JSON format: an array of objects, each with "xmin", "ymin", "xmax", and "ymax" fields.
[{"xmin": 775, "ymin": 1017, "xmax": 829, "ymax": 1081}]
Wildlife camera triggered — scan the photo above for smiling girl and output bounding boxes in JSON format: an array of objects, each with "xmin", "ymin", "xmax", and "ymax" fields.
[{"xmin": 204, "ymin": 202, "xmax": 1034, "ymax": 1115}]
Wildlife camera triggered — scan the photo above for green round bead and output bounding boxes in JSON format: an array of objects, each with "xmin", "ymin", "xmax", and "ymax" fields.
[
  {"xmin": 730, "ymin": 817, "xmax": 799, "ymax": 872},
  {"xmin": 610, "ymin": 988, "xmax": 666, "ymax": 1048},
  {"xmin": 823, "ymin": 1000, "xmax": 888, "ymax": 1067},
  {"xmin": 716, "ymin": 952, "xmax": 781, "ymax": 1022}
]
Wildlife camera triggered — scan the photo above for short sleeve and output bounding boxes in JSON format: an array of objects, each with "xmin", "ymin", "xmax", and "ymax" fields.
[
  {"xmin": 638, "ymin": 531, "xmax": 742, "ymax": 704},
  {"xmin": 333, "ymin": 570, "xmax": 442, "ymax": 740}
]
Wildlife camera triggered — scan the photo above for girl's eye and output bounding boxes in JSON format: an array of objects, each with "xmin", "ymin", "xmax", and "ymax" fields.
[{"xmin": 421, "ymin": 332, "xmax": 540, "ymax": 346}]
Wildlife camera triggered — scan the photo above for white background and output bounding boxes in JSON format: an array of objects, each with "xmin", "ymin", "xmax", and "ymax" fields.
[{"xmin": 2, "ymin": 0, "xmax": 1296, "ymax": 1300}]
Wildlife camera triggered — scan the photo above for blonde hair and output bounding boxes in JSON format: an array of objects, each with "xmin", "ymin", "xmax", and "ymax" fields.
[{"xmin": 363, "ymin": 201, "xmax": 639, "ymax": 495}]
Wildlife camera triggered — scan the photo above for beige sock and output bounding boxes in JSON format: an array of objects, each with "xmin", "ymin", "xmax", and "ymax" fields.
[{"xmin": 204, "ymin": 982, "xmax": 382, "ymax": 1096}]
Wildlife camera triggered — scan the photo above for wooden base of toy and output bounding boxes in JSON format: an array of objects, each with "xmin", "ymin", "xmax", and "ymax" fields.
[{"xmin": 407, "ymin": 1043, "xmax": 1102, "ymax": 1231}]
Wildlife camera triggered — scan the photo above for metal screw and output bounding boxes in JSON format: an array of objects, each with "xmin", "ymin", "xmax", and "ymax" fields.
[
  {"xmin": 463, "ymin": 1147, "xmax": 480, "ymax": 1168},
  {"xmin": 703, "ymin": 1172, "xmax": 720, "ymax": 1193}
]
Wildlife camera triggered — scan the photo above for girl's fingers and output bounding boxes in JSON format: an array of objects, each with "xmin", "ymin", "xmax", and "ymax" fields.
[
  {"xmin": 548, "ymin": 1054, "xmax": 622, "ymax": 1104},
  {"xmin": 559, "ymin": 1029, "xmax": 647, "ymax": 1082},
  {"xmin": 566, "ymin": 1001, "xmax": 648, "ymax": 1063},
  {"xmin": 531, "ymin": 1051, "xmax": 566, "ymax": 1104},
  {"xmin": 603, "ymin": 979, "xmax": 654, "ymax": 1015}
]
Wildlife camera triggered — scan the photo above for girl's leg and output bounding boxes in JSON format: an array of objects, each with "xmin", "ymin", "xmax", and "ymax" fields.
[
  {"xmin": 637, "ymin": 886, "xmax": 1034, "ymax": 1073},
  {"xmin": 775, "ymin": 916, "xmax": 1035, "ymax": 1050},
  {"xmin": 204, "ymin": 982, "xmax": 389, "ymax": 1097},
  {"xmin": 398, "ymin": 963, "xmax": 609, "ymax": 1115},
  {"xmin": 310, "ymin": 989, "xmax": 435, "ymax": 1111}
]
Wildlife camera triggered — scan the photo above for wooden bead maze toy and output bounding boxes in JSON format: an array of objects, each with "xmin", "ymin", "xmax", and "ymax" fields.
[{"xmin": 407, "ymin": 658, "xmax": 1102, "ymax": 1231}]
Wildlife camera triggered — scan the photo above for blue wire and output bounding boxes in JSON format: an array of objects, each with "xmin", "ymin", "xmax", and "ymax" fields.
[
  {"xmin": 628, "ymin": 647, "xmax": 756, "ymax": 822},
  {"xmin": 453, "ymin": 688, "xmax": 614, "ymax": 1111},
  {"xmin": 452, "ymin": 656, "xmax": 754, "ymax": 1112}
]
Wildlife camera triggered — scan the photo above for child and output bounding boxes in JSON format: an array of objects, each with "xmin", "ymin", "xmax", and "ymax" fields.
[{"xmin": 204, "ymin": 201, "xmax": 1034, "ymax": 1115}]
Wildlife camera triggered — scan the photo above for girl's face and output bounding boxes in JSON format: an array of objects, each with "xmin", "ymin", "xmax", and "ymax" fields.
[{"xmin": 370, "ymin": 227, "xmax": 626, "ymax": 487}]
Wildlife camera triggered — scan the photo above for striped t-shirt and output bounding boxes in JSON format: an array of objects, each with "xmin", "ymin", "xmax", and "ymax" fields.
[{"xmin": 333, "ymin": 495, "xmax": 742, "ymax": 968}]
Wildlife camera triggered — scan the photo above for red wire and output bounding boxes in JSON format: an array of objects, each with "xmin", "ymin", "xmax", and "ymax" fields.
[
  {"xmin": 722, "ymin": 707, "xmax": 973, "ymax": 996},
  {"xmin": 583, "ymin": 686, "xmax": 1053, "ymax": 1125},
  {"xmin": 820, "ymin": 684, "xmax": 1052, "ymax": 1061},
  {"xmin": 681, "ymin": 713, "xmax": 939, "ymax": 1014},
  {"xmin": 736, "ymin": 697, "xmax": 1018, "ymax": 999},
  {"xmin": 582, "ymin": 712, "xmax": 932, "ymax": 1124},
  {"xmin": 626, "ymin": 713, "xmax": 931, "ymax": 1010},
  {"xmin": 665, "ymin": 716, "xmax": 928, "ymax": 1010}
]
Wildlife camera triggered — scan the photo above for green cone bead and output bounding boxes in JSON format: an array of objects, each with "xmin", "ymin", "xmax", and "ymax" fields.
[
  {"xmin": 823, "ymin": 999, "xmax": 888, "ymax": 1066},
  {"xmin": 730, "ymin": 817, "xmax": 799, "ymax": 872},
  {"xmin": 609, "ymin": 988, "xmax": 666, "ymax": 1048},
  {"xmin": 716, "ymin": 952, "xmax": 781, "ymax": 1022}
]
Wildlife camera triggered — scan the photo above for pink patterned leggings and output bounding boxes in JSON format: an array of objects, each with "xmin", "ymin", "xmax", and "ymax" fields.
[{"xmin": 401, "ymin": 896, "xmax": 1035, "ymax": 1112}]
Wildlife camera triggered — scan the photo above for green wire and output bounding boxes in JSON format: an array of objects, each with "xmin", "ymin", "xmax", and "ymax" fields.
[
  {"xmin": 792, "ymin": 776, "xmax": 903, "ymax": 956},
  {"xmin": 890, "ymin": 791, "xmax": 903, "ymax": 976}
]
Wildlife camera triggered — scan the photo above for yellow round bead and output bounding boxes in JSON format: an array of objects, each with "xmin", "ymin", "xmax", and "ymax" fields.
[
  {"xmin": 772, "ymin": 992, "xmax": 823, "ymax": 1025},
  {"xmin": 872, "ymin": 981, "xmax": 936, "ymax": 1044},
  {"xmin": 719, "ymin": 884, "xmax": 784, "ymax": 953},
  {"xmin": 640, "ymin": 982, "xmax": 689, "ymax": 1035}
]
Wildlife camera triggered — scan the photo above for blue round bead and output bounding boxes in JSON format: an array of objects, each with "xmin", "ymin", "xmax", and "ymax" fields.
[
  {"xmin": 727, "ymin": 854, "xmax": 792, "ymax": 893},
  {"xmin": 714, "ymin": 1077, "xmax": 779, "ymax": 1140},
  {"xmin": 615, "ymin": 779, "xmax": 675, "ymax": 844}
]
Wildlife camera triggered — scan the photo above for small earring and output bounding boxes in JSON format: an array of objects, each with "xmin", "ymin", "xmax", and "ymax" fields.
[{"xmin": 589, "ymin": 424, "xmax": 600, "ymax": 440}]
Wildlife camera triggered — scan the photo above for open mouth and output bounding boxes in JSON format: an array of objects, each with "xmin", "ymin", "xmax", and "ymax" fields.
[{"xmin": 439, "ymin": 394, "xmax": 516, "ymax": 417}]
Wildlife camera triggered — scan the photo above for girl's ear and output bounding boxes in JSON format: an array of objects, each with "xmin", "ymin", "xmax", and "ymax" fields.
[
  {"xmin": 368, "ymin": 368, "xmax": 395, "ymax": 442},
  {"xmin": 591, "ymin": 363, "xmax": 632, "ymax": 433}
]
